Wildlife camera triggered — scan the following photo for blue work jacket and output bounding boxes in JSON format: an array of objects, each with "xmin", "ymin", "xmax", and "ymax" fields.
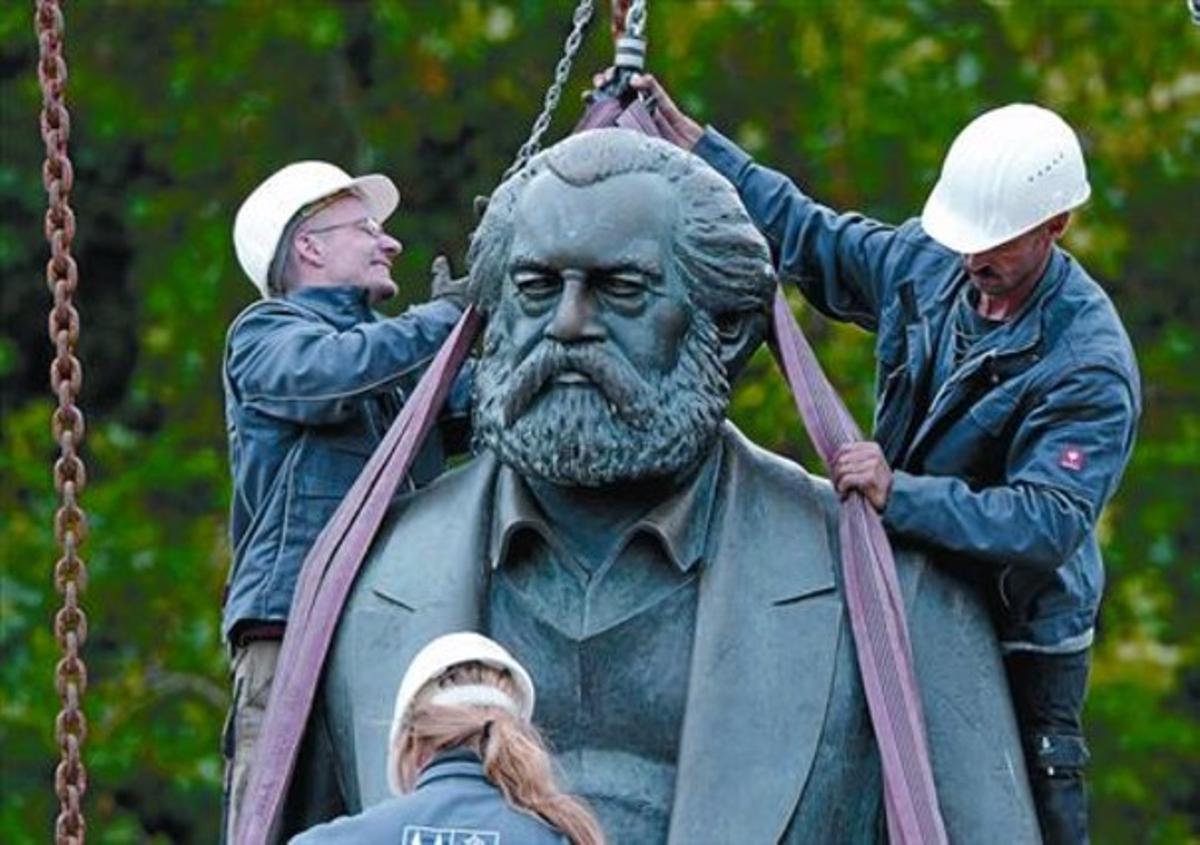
[
  {"xmin": 289, "ymin": 749, "xmax": 569, "ymax": 845},
  {"xmin": 221, "ymin": 285, "xmax": 469, "ymax": 641},
  {"xmin": 696, "ymin": 128, "xmax": 1140, "ymax": 649}
]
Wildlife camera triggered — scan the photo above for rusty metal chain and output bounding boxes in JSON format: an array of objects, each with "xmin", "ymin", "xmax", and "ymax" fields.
[
  {"xmin": 36, "ymin": 1, "xmax": 89, "ymax": 842},
  {"xmin": 501, "ymin": 0, "xmax": 595, "ymax": 181}
]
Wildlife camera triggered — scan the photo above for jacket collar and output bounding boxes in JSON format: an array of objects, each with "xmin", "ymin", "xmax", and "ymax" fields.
[
  {"xmin": 370, "ymin": 425, "xmax": 829, "ymax": 611},
  {"xmin": 904, "ymin": 251, "xmax": 1069, "ymax": 463},
  {"xmin": 283, "ymin": 285, "xmax": 374, "ymax": 330},
  {"xmin": 415, "ymin": 749, "xmax": 488, "ymax": 790},
  {"xmin": 936, "ymin": 248, "xmax": 1069, "ymax": 357}
]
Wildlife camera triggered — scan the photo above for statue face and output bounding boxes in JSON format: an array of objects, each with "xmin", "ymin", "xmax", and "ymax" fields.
[
  {"xmin": 503, "ymin": 171, "xmax": 689, "ymax": 383},
  {"xmin": 473, "ymin": 170, "xmax": 729, "ymax": 487}
]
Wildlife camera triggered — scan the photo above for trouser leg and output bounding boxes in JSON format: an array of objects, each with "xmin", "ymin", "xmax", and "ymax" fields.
[
  {"xmin": 1005, "ymin": 648, "xmax": 1092, "ymax": 845},
  {"xmin": 221, "ymin": 638, "xmax": 282, "ymax": 844}
]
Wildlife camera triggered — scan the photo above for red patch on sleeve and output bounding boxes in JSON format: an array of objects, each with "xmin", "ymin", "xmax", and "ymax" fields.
[{"xmin": 1059, "ymin": 446, "xmax": 1086, "ymax": 471}]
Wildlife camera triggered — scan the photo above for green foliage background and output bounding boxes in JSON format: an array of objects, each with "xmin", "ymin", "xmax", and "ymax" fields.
[{"xmin": 1, "ymin": 1, "xmax": 1196, "ymax": 842}]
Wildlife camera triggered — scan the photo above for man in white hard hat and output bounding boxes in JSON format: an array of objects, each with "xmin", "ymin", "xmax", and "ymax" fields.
[
  {"xmin": 220, "ymin": 160, "xmax": 470, "ymax": 841},
  {"xmin": 636, "ymin": 78, "xmax": 1140, "ymax": 844}
]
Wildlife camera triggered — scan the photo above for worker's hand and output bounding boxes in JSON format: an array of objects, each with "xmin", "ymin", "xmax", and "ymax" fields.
[
  {"xmin": 831, "ymin": 441, "xmax": 893, "ymax": 512},
  {"xmin": 430, "ymin": 255, "xmax": 468, "ymax": 309},
  {"xmin": 630, "ymin": 73, "xmax": 703, "ymax": 151},
  {"xmin": 589, "ymin": 69, "xmax": 703, "ymax": 151}
]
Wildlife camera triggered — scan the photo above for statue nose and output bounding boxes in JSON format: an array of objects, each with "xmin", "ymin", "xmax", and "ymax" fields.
[{"xmin": 545, "ymin": 276, "xmax": 606, "ymax": 343}]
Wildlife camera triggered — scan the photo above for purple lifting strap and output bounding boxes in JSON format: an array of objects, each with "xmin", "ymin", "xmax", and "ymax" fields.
[
  {"xmin": 584, "ymin": 90, "xmax": 948, "ymax": 839},
  {"xmin": 237, "ymin": 306, "xmax": 484, "ymax": 844},
  {"xmin": 772, "ymin": 291, "xmax": 947, "ymax": 844}
]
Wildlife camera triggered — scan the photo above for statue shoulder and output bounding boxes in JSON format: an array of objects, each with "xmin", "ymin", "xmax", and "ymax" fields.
[
  {"xmin": 715, "ymin": 423, "xmax": 842, "ymax": 597},
  {"xmin": 395, "ymin": 451, "xmax": 498, "ymax": 522},
  {"xmin": 357, "ymin": 453, "xmax": 500, "ymax": 589},
  {"xmin": 719, "ymin": 422, "xmax": 838, "ymax": 519}
]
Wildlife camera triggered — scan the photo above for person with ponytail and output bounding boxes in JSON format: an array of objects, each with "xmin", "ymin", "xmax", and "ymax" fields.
[{"xmin": 290, "ymin": 632, "xmax": 605, "ymax": 845}]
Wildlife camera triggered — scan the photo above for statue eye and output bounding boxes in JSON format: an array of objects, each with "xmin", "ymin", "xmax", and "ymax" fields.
[
  {"xmin": 513, "ymin": 270, "xmax": 561, "ymax": 299},
  {"xmin": 600, "ymin": 272, "xmax": 648, "ymax": 300}
]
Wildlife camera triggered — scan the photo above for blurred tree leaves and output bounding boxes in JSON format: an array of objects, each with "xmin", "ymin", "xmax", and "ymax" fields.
[{"xmin": 1, "ymin": 1, "xmax": 1196, "ymax": 841}]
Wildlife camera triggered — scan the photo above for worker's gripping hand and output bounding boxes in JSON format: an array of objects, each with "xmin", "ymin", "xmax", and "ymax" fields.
[
  {"xmin": 590, "ymin": 68, "xmax": 704, "ymax": 151},
  {"xmin": 430, "ymin": 255, "xmax": 468, "ymax": 309},
  {"xmin": 832, "ymin": 441, "xmax": 894, "ymax": 513},
  {"xmin": 629, "ymin": 73, "xmax": 704, "ymax": 151}
]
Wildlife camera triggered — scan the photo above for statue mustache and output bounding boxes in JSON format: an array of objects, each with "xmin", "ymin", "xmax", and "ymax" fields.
[{"xmin": 502, "ymin": 342, "xmax": 651, "ymax": 429}]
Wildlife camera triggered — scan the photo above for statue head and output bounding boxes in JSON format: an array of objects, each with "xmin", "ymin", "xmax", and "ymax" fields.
[{"xmin": 468, "ymin": 129, "xmax": 776, "ymax": 487}]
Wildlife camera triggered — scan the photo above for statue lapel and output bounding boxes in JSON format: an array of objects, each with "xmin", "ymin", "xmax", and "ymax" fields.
[
  {"xmin": 669, "ymin": 429, "xmax": 842, "ymax": 844},
  {"xmin": 334, "ymin": 454, "xmax": 500, "ymax": 806}
]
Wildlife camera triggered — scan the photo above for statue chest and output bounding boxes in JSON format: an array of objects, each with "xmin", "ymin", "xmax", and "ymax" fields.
[{"xmin": 488, "ymin": 536, "xmax": 699, "ymax": 842}]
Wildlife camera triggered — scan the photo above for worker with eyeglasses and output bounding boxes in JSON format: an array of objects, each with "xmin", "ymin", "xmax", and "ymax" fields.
[{"xmin": 220, "ymin": 162, "xmax": 471, "ymax": 842}]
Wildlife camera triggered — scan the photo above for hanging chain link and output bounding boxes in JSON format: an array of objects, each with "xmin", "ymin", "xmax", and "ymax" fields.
[
  {"xmin": 36, "ymin": 1, "xmax": 90, "ymax": 842},
  {"xmin": 624, "ymin": 0, "xmax": 648, "ymax": 39},
  {"xmin": 501, "ymin": 0, "xmax": 595, "ymax": 181}
]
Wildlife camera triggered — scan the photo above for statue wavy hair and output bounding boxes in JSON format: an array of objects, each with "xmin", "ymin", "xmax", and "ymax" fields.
[{"xmin": 467, "ymin": 128, "xmax": 775, "ymax": 330}]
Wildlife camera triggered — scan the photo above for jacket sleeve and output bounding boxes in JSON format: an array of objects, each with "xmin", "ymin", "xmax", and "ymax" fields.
[
  {"xmin": 883, "ymin": 366, "xmax": 1139, "ymax": 571},
  {"xmin": 693, "ymin": 127, "xmax": 914, "ymax": 332},
  {"xmin": 226, "ymin": 298, "xmax": 462, "ymax": 424}
]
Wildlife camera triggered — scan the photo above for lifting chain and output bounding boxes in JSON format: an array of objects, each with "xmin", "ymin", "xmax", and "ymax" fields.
[
  {"xmin": 501, "ymin": 0, "xmax": 595, "ymax": 181},
  {"xmin": 622, "ymin": 0, "xmax": 648, "ymax": 40},
  {"xmin": 611, "ymin": 0, "xmax": 648, "ymax": 75},
  {"xmin": 36, "ymin": 1, "xmax": 90, "ymax": 842}
]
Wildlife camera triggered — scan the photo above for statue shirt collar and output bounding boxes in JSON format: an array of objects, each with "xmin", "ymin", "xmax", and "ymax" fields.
[{"xmin": 487, "ymin": 441, "xmax": 724, "ymax": 576}]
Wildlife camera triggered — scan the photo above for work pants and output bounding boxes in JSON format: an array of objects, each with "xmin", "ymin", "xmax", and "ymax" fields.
[
  {"xmin": 1005, "ymin": 648, "xmax": 1092, "ymax": 845},
  {"xmin": 221, "ymin": 638, "xmax": 282, "ymax": 844}
]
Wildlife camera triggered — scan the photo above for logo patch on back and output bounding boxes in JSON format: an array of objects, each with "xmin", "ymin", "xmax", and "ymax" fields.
[
  {"xmin": 402, "ymin": 826, "xmax": 501, "ymax": 845},
  {"xmin": 1059, "ymin": 446, "xmax": 1085, "ymax": 472}
]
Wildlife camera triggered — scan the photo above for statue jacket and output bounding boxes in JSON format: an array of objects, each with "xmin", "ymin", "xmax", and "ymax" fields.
[
  {"xmin": 290, "ymin": 423, "xmax": 1039, "ymax": 844},
  {"xmin": 695, "ymin": 128, "xmax": 1141, "ymax": 651}
]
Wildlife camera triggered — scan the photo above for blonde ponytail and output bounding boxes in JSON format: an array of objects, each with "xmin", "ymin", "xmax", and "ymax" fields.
[{"xmin": 393, "ymin": 663, "xmax": 605, "ymax": 845}]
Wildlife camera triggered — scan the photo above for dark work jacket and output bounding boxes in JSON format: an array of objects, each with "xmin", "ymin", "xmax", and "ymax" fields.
[
  {"xmin": 221, "ymin": 285, "xmax": 469, "ymax": 640},
  {"xmin": 696, "ymin": 128, "xmax": 1141, "ymax": 649},
  {"xmin": 289, "ymin": 750, "xmax": 568, "ymax": 845}
]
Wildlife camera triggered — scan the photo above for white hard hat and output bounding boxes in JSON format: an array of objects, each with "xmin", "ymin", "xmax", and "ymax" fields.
[
  {"xmin": 921, "ymin": 103, "xmax": 1091, "ymax": 254},
  {"xmin": 386, "ymin": 632, "xmax": 536, "ymax": 794},
  {"xmin": 232, "ymin": 160, "xmax": 399, "ymax": 297}
]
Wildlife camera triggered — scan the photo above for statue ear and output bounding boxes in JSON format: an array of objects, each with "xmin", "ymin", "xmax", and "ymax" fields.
[{"xmin": 716, "ymin": 309, "xmax": 768, "ymax": 382}]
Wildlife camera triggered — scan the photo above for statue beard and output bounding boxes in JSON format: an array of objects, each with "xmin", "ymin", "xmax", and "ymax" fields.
[{"xmin": 473, "ymin": 313, "xmax": 730, "ymax": 487}]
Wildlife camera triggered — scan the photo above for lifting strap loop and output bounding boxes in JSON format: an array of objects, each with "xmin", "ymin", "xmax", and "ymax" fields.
[
  {"xmin": 583, "ymin": 5, "xmax": 949, "ymax": 835},
  {"xmin": 770, "ymin": 292, "xmax": 949, "ymax": 844}
]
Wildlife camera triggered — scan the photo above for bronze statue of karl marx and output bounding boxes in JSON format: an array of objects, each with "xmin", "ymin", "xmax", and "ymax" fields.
[{"xmin": 286, "ymin": 129, "xmax": 1038, "ymax": 844}]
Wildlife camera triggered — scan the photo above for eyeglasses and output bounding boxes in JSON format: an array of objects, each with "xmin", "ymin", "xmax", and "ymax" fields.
[{"xmin": 302, "ymin": 217, "xmax": 385, "ymax": 238}]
